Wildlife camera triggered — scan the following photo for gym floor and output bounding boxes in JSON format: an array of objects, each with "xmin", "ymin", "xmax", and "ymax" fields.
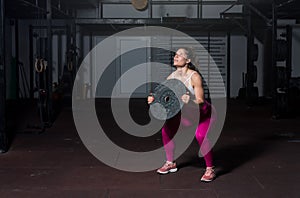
[{"xmin": 0, "ymin": 99, "xmax": 299, "ymax": 198}]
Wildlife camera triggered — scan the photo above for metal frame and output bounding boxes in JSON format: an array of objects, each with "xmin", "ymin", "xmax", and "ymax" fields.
[
  {"xmin": 227, "ymin": 31, "xmax": 231, "ymax": 98},
  {"xmin": 85, "ymin": 0, "xmax": 237, "ymax": 20},
  {"xmin": 46, "ymin": 0, "xmax": 53, "ymax": 125},
  {"xmin": 271, "ymin": 1, "xmax": 278, "ymax": 117},
  {"xmin": 245, "ymin": 5, "xmax": 256, "ymax": 104},
  {"xmin": 75, "ymin": 18, "xmax": 246, "ymax": 34},
  {"xmin": 18, "ymin": 0, "xmax": 72, "ymax": 18},
  {"xmin": 0, "ymin": 0, "xmax": 8, "ymax": 152}
]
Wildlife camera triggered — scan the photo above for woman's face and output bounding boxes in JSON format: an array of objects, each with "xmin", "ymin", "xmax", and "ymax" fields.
[{"xmin": 173, "ymin": 48, "xmax": 190, "ymax": 67}]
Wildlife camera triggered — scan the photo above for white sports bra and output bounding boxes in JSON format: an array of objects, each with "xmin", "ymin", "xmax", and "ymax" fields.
[{"xmin": 172, "ymin": 71, "xmax": 197, "ymax": 95}]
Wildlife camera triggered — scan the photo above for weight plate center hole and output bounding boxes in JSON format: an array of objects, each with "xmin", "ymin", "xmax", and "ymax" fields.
[{"xmin": 164, "ymin": 96, "xmax": 170, "ymax": 103}]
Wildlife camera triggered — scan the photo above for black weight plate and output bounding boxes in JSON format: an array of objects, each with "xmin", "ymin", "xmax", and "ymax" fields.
[{"xmin": 150, "ymin": 79, "xmax": 187, "ymax": 120}]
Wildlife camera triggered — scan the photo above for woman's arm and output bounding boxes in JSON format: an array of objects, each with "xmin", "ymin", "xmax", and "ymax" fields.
[{"xmin": 191, "ymin": 73, "xmax": 205, "ymax": 105}]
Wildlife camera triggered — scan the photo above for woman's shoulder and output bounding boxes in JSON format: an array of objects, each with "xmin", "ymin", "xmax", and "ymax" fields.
[
  {"xmin": 189, "ymin": 70, "xmax": 200, "ymax": 78},
  {"xmin": 190, "ymin": 70, "xmax": 202, "ymax": 83}
]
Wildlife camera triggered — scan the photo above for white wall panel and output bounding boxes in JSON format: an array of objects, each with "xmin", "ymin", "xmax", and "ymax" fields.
[
  {"xmin": 152, "ymin": 5, "xmax": 197, "ymax": 18},
  {"xmin": 202, "ymin": 4, "xmax": 242, "ymax": 18},
  {"xmin": 103, "ymin": 5, "xmax": 148, "ymax": 18}
]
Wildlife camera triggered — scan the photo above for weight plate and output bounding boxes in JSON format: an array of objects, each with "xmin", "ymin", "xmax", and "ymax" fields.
[{"xmin": 150, "ymin": 78, "xmax": 187, "ymax": 120}]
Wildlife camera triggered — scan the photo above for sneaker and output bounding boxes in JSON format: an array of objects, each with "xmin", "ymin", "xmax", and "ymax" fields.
[
  {"xmin": 157, "ymin": 161, "xmax": 178, "ymax": 174},
  {"xmin": 200, "ymin": 167, "xmax": 216, "ymax": 182}
]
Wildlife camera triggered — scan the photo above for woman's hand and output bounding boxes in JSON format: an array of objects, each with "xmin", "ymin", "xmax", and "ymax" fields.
[
  {"xmin": 181, "ymin": 92, "xmax": 190, "ymax": 104},
  {"xmin": 147, "ymin": 94, "xmax": 154, "ymax": 104}
]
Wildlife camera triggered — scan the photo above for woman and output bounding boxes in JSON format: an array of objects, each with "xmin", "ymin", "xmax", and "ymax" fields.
[{"xmin": 148, "ymin": 47, "xmax": 216, "ymax": 182}]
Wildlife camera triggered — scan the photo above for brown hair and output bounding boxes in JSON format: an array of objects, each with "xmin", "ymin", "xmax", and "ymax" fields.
[{"xmin": 179, "ymin": 47, "xmax": 200, "ymax": 73}]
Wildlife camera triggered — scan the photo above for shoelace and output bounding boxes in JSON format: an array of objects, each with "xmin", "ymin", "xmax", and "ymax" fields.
[
  {"xmin": 164, "ymin": 162, "xmax": 174, "ymax": 168},
  {"xmin": 205, "ymin": 169, "xmax": 215, "ymax": 176}
]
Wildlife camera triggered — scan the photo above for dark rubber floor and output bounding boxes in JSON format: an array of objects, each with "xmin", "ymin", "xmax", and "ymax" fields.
[{"xmin": 1, "ymin": 99, "xmax": 299, "ymax": 198}]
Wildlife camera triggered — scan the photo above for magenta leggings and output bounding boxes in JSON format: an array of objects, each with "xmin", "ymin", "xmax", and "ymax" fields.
[{"xmin": 162, "ymin": 101, "xmax": 215, "ymax": 167}]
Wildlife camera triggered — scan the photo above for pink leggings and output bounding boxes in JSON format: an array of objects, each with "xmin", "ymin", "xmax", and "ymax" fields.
[{"xmin": 162, "ymin": 101, "xmax": 215, "ymax": 167}]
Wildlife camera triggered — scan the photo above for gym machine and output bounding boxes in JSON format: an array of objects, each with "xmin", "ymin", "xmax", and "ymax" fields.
[
  {"xmin": 28, "ymin": 23, "xmax": 77, "ymax": 131},
  {"xmin": 270, "ymin": 2, "xmax": 293, "ymax": 118},
  {"xmin": 237, "ymin": 5, "xmax": 259, "ymax": 104}
]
